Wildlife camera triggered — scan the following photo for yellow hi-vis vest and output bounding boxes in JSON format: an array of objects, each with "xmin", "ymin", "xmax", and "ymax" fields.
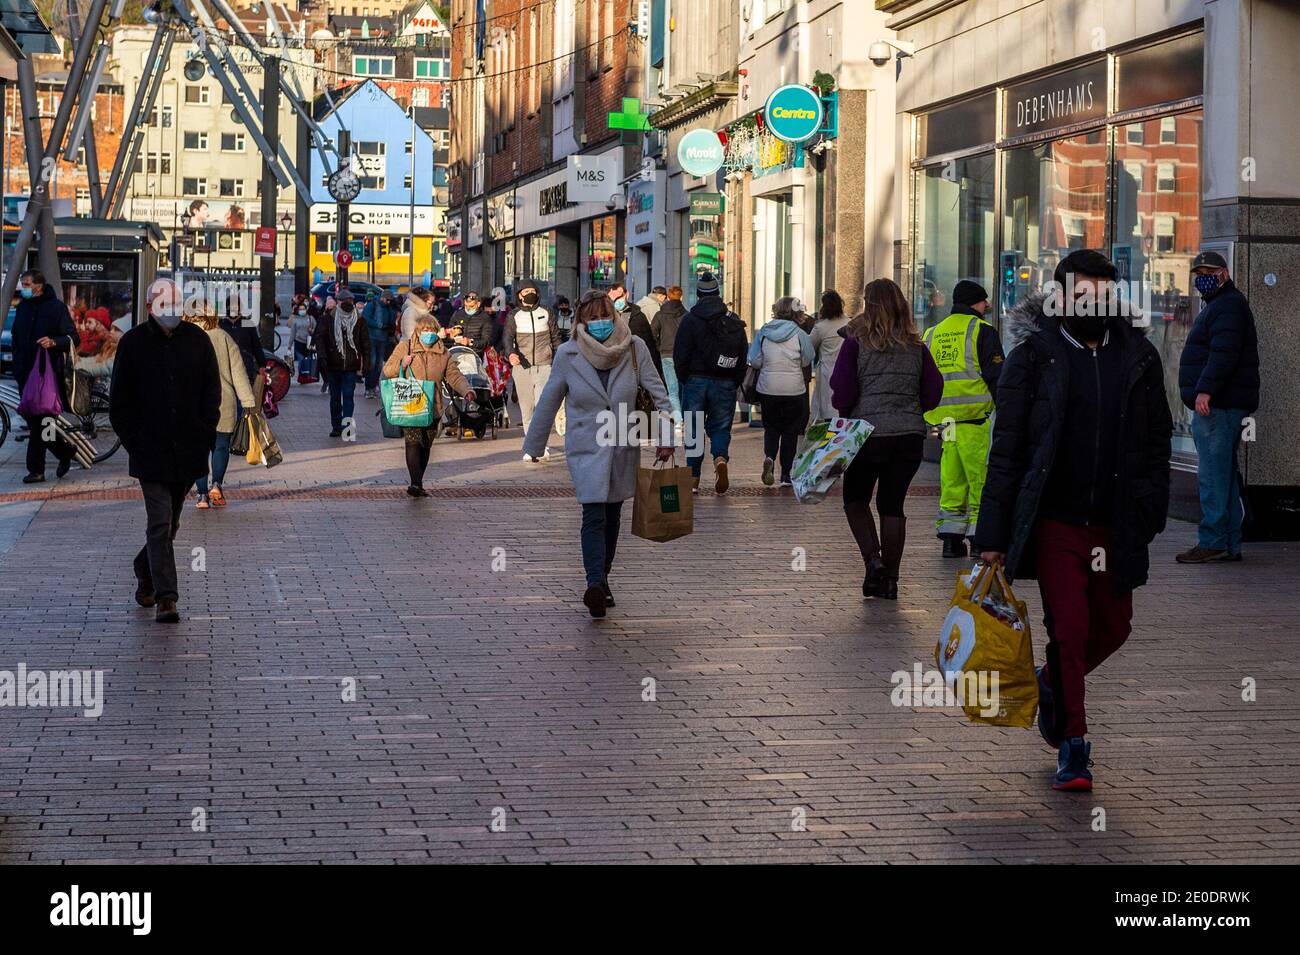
[{"xmin": 922, "ymin": 311, "xmax": 996, "ymax": 425}]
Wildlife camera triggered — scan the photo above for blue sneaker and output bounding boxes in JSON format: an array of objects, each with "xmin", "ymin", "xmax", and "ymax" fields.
[
  {"xmin": 1053, "ymin": 736, "xmax": 1093, "ymax": 792},
  {"xmin": 1036, "ymin": 667, "xmax": 1061, "ymax": 749}
]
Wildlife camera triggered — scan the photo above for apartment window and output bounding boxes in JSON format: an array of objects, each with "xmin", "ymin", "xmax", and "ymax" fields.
[
  {"xmin": 403, "ymin": 173, "xmax": 413, "ymax": 189},
  {"xmin": 1155, "ymin": 215, "xmax": 1175, "ymax": 253},
  {"xmin": 222, "ymin": 88, "xmax": 234, "ymax": 105},
  {"xmin": 1126, "ymin": 125, "xmax": 1144, "ymax": 144},
  {"xmin": 602, "ymin": 0, "xmax": 614, "ymax": 66},
  {"xmin": 1156, "ymin": 162, "xmax": 1176, "ymax": 192},
  {"xmin": 388, "ymin": 236, "xmax": 412, "ymax": 256},
  {"xmin": 587, "ymin": 0, "xmax": 600, "ymax": 76},
  {"xmin": 353, "ymin": 56, "xmax": 395, "ymax": 77},
  {"xmin": 219, "ymin": 178, "xmax": 245, "ymax": 198},
  {"xmin": 1160, "ymin": 116, "xmax": 1177, "ymax": 143},
  {"xmin": 412, "ymin": 86, "xmax": 430, "ymax": 107},
  {"xmin": 414, "ymin": 58, "xmax": 442, "ymax": 79},
  {"xmin": 356, "ymin": 141, "xmax": 386, "ymax": 189},
  {"xmin": 184, "ymin": 85, "xmax": 209, "ymax": 105},
  {"xmin": 148, "ymin": 105, "xmax": 173, "ymax": 127},
  {"xmin": 183, "ymin": 177, "xmax": 208, "ymax": 196},
  {"xmin": 183, "ymin": 131, "xmax": 209, "ymax": 151},
  {"xmin": 134, "ymin": 152, "xmax": 172, "ymax": 174},
  {"xmin": 528, "ymin": 11, "xmax": 539, "ymax": 114},
  {"xmin": 221, "ymin": 132, "xmax": 246, "ymax": 152}
]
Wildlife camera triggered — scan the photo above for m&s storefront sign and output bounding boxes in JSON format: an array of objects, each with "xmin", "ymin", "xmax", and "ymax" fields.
[{"xmin": 763, "ymin": 84, "xmax": 824, "ymax": 143}]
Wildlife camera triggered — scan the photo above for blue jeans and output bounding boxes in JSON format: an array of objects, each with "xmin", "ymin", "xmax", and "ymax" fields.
[
  {"xmin": 328, "ymin": 371, "xmax": 358, "ymax": 431},
  {"xmin": 196, "ymin": 430, "xmax": 231, "ymax": 495},
  {"xmin": 580, "ymin": 501, "xmax": 623, "ymax": 587},
  {"xmin": 680, "ymin": 376, "xmax": 738, "ymax": 477},
  {"xmin": 365, "ymin": 338, "xmax": 388, "ymax": 391},
  {"xmin": 661, "ymin": 356, "xmax": 682, "ymax": 422},
  {"xmin": 1192, "ymin": 407, "xmax": 1247, "ymax": 553}
]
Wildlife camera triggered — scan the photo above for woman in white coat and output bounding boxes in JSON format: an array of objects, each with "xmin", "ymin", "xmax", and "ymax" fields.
[
  {"xmin": 809, "ymin": 289, "xmax": 849, "ymax": 423},
  {"xmin": 524, "ymin": 290, "xmax": 674, "ymax": 618}
]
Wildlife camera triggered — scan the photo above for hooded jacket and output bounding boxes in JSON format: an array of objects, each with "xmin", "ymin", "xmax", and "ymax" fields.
[
  {"xmin": 672, "ymin": 295, "xmax": 749, "ymax": 386},
  {"xmin": 503, "ymin": 283, "xmax": 559, "ymax": 368},
  {"xmin": 620, "ymin": 299, "xmax": 663, "ymax": 379},
  {"xmin": 973, "ymin": 294, "xmax": 1173, "ymax": 593},
  {"xmin": 651, "ymin": 299, "xmax": 687, "ymax": 356}
]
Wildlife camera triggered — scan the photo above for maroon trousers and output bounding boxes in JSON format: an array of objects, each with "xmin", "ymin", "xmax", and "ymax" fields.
[{"xmin": 1034, "ymin": 519, "xmax": 1134, "ymax": 738}]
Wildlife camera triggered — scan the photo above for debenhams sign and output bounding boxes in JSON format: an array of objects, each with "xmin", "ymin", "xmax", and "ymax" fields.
[{"xmin": 1004, "ymin": 60, "xmax": 1106, "ymax": 137}]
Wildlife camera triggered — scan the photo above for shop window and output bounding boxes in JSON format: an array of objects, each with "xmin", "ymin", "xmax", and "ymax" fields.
[
  {"xmin": 587, "ymin": 215, "xmax": 618, "ymax": 290},
  {"xmin": 1000, "ymin": 134, "xmax": 1107, "ymax": 322},
  {"xmin": 1113, "ymin": 111, "xmax": 1203, "ymax": 456},
  {"xmin": 912, "ymin": 154, "xmax": 995, "ymax": 332}
]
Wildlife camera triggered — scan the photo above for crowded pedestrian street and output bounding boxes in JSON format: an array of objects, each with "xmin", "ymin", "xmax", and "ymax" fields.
[{"xmin": 1, "ymin": 388, "xmax": 1295, "ymax": 865}]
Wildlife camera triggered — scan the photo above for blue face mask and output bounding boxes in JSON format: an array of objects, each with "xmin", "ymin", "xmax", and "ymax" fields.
[
  {"xmin": 586, "ymin": 319, "xmax": 615, "ymax": 342},
  {"xmin": 19, "ymin": 287, "xmax": 34, "ymax": 299},
  {"xmin": 612, "ymin": 297, "xmax": 627, "ymax": 312},
  {"xmin": 418, "ymin": 331, "xmax": 438, "ymax": 346},
  {"xmin": 1194, "ymin": 273, "xmax": 1221, "ymax": 296}
]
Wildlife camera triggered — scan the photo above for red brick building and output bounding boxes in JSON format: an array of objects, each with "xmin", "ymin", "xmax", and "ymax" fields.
[{"xmin": 448, "ymin": 0, "xmax": 642, "ymax": 301}]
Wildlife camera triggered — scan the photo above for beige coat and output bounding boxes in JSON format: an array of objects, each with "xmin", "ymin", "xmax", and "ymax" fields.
[
  {"xmin": 206, "ymin": 326, "xmax": 256, "ymax": 432},
  {"xmin": 382, "ymin": 335, "xmax": 472, "ymax": 419}
]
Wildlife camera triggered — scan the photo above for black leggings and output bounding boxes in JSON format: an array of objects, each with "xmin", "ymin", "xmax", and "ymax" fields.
[
  {"xmin": 841, "ymin": 433, "xmax": 923, "ymax": 517},
  {"xmin": 759, "ymin": 392, "xmax": 809, "ymax": 481},
  {"xmin": 405, "ymin": 442, "xmax": 432, "ymax": 486}
]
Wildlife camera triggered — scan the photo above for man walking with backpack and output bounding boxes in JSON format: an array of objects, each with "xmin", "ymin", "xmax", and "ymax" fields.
[
  {"xmin": 975, "ymin": 249, "xmax": 1172, "ymax": 792},
  {"xmin": 1176, "ymin": 250, "xmax": 1260, "ymax": 564},
  {"xmin": 672, "ymin": 272, "xmax": 748, "ymax": 494}
]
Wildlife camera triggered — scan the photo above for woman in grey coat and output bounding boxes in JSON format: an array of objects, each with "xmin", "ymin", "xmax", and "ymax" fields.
[{"xmin": 524, "ymin": 290, "xmax": 674, "ymax": 618}]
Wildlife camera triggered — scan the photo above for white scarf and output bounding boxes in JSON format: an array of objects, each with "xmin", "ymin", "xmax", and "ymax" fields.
[{"xmin": 333, "ymin": 305, "xmax": 359, "ymax": 360}]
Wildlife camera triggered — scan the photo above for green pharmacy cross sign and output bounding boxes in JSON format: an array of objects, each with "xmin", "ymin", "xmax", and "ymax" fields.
[{"xmin": 609, "ymin": 98, "xmax": 651, "ymax": 132}]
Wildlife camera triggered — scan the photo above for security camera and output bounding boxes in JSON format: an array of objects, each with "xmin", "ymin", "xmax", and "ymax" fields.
[
  {"xmin": 868, "ymin": 41, "xmax": 892, "ymax": 66},
  {"xmin": 606, "ymin": 194, "xmax": 623, "ymax": 211}
]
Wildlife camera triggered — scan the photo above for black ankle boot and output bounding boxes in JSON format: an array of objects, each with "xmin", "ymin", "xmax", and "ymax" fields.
[
  {"xmin": 880, "ymin": 516, "xmax": 907, "ymax": 601},
  {"xmin": 940, "ymin": 534, "xmax": 967, "ymax": 558},
  {"xmin": 862, "ymin": 559, "xmax": 887, "ymax": 598}
]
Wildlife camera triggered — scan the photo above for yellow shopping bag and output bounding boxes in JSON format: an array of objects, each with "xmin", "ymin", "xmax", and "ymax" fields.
[
  {"xmin": 934, "ymin": 563, "xmax": 1038, "ymax": 727},
  {"xmin": 245, "ymin": 422, "xmax": 262, "ymax": 466}
]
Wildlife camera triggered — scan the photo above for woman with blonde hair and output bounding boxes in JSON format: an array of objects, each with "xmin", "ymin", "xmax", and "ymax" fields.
[
  {"xmin": 748, "ymin": 295, "xmax": 813, "ymax": 486},
  {"xmin": 829, "ymin": 279, "xmax": 943, "ymax": 599},
  {"xmin": 383, "ymin": 313, "xmax": 476, "ymax": 496},
  {"xmin": 188, "ymin": 306, "xmax": 256, "ymax": 509}
]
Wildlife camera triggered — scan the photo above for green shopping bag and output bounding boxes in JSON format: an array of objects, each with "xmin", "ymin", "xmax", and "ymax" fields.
[{"xmin": 380, "ymin": 366, "xmax": 437, "ymax": 427}]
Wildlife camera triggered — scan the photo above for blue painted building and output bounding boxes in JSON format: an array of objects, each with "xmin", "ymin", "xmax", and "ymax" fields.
[{"xmin": 309, "ymin": 80, "xmax": 437, "ymax": 285}]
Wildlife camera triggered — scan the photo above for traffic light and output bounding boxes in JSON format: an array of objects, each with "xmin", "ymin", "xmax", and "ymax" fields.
[
  {"xmin": 1000, "ymin": 251, "xmax": 1021, "ymax": 311},
  {"xmin": 361, "ymin": 236, "xmax": 372, "ymax": 261},
  {"xmin": 377, "ymin": 236, "xmax": 389, "ymax": 257}
]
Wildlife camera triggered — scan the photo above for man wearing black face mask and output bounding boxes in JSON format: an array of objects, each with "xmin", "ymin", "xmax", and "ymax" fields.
[
  {"xmin": 1176, "ymin": 250, "xmax": 1259, "ymax": 564},
  {"xmin": 974, "ymin": 248, "xmax": 1172, "ymax": 793}
]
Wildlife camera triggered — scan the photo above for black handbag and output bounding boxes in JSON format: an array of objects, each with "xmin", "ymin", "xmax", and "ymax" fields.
[
  {"xmin": 741, "ymin": 364, "xmax": 761, "ymax": 405},
  {"xmin": 229, "ymin": 412, "xmax": 252, "ymax": 455},
  {"xmin": 377, "ymin": 406, "xmax": 403, "ymax": 439}
]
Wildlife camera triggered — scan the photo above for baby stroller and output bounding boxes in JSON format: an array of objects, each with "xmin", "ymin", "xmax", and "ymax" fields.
[{"xmin": 442, "ymin": 345, "xmax": 505, "ymax": 439}]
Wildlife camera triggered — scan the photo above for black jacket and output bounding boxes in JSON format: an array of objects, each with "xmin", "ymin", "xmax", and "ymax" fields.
[
  {"xmin": 622, "ymin": 301, "xmax": 664, "ymax": 380},
  {"xmin": 672, "ymin": 296, "xmax": 749, "ymax": 386},
  {"xmin": 973, "ymin": 295, "xmax": 1173, "ymax": 593},
  {"xmin": 1177, "ymin": 279, "xmax": 1259, "ymax": 413},
  {"xmin": 313, "ymin": 310, "xmax": 371, "ymax": 374},
  {"xmin": 12, "ymin": 285, "xmax": 79, "ymax": 401},
  {"xmin": 448, "ymin": 307, "xmax": 495, "ymax": 353},
  {"xmin": 219, "ymin": 317, "xmax": 265, "ymax": 384},
  {"xmin": 109, "ymin": 318, "xmax": 221, "ymax": 483}
]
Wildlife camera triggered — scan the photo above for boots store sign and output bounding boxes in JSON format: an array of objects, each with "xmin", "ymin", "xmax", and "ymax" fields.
[{"xmin": 566, "ymin": 153, "xmax": 620, "ymax": 202}]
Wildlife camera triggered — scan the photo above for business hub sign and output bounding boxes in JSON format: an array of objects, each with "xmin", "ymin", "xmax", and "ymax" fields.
[
  {"xmin": 763, "ymin": 84, "xmax": 824, "ymax": 143},
  {"xmin": 677, "ymin": 128, "xmax": 725, "ymax": 178}
]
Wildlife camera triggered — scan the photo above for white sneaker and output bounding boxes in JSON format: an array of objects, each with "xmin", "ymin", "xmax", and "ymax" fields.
[
  {"xmin": 522, "ymin": 453, "xmax": 536, "ymax": 463},
  {"xmin": 542, "ymin": 447, "xmax": 551, "ymax": 459}
]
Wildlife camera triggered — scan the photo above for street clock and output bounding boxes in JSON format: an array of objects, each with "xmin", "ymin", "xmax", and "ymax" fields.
[{"xmin": 327, "ymin": 165, "xmax": 362, "ymax": 202}]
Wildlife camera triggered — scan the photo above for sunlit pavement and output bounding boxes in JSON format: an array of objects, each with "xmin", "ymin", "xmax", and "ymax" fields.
[{"xmin": 1, "ymin": 379, "xmax": 1297, "ymax": 863}]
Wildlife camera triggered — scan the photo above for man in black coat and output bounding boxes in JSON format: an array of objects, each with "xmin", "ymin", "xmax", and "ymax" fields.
[
  {"xmin": 974, "ymin": 249, "xmax": 1172, "ymax": 793},
  {"xmin": 1175, "ymin": 250, "xmax": 1260, "ymax": 564},
  {"xmin": 446, "ymin": 290, "xmax": 495, "ymax": 355},
  {"xmin": 11, "ymin": 270, "xmax": 80, "ymax": 483},
  {"xmin": 672, "ymin": 272, "xmax": 748, "ymax": 494},
  {"xmin": 608, "ymin": 282, "xmax": 663, "ymax": 380},
  {"xmin": 110, "ymin": 298, "xmax": 221, "ymax": 624}
]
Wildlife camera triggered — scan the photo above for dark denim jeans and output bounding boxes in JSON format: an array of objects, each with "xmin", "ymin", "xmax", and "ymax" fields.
[
  {"xmin": 365, "ymin": 338, "xmax": 388, "ymax": 391},
  {"xmin": 1192, "ymin": 406, "xmax": 1247, "ymax": 553},
  {"xmin": 196, "ymin": 430, "xmax": 231, "ymax": 495},
  {"xmin": 327, "ymin": 371, "xmax": 358, "ymax": 431},
  {"xmin": 580, "ymin": 501, "xmax": 623, "ymax": 587},
  {"xmin": 133, "ymin": 480, "xmax": 191, "ymax": 602},
  {"xmin": 680, "ymin": 376, "xmax": 738, "ymax": 477}
]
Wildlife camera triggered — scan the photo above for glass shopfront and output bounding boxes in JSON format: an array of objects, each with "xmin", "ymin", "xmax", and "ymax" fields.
[
  {"xmin": 586, "ymin": 215, "xmax": 618, "ymax": 290},
  {"xmin": 910, "ymin": 30, "xmax": 1204, "ymax": 457}
]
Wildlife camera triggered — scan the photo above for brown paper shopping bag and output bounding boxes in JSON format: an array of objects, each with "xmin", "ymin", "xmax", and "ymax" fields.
[{"xmin": 631, "ymin": 462, "xmax": 694, "ymax": 543}]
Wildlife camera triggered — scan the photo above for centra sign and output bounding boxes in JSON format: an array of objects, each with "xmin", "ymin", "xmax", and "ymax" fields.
[{"xmin": 763, "ymin": 84, "xmax": 824, "ymax": 143}]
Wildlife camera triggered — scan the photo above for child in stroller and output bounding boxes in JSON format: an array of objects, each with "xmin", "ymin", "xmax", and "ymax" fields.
[{"xmin": 442, "ymin": 345, "xmax": 505, "ymax": 439}]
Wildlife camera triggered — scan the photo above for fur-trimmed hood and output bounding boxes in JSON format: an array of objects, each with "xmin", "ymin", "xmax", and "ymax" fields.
[{"xmin": 1003, "ymin": 290, "xmax": 1147, "ymax": 349}]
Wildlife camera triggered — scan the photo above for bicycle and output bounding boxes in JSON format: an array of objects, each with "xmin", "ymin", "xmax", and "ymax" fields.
[
  {"xmin": 0, "ymin": 400, "xmax": 9, "ymax": 450},
  {"xmin": 73, "ymin": 382, "xmax": 121, "ymax": 463}
]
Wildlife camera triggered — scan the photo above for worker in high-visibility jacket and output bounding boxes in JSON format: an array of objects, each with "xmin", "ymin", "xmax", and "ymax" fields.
[{"xmin": 922, "ymin": 281, "xmax": 1005, "ymax": 557}]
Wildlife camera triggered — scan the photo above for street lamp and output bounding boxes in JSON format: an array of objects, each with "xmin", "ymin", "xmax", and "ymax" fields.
[
  {"xmin": 180, "ymin": 210, "xmax": 192, "ymax": 271},
  {"xmin": 280, "ymin": 211, "xmax": 292, "ymax": 273}
]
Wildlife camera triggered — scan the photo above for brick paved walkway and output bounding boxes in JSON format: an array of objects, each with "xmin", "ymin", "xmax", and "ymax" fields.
[{"xmin": 1, "ymin": 378, "xmax": 1298, "ymax": 863}]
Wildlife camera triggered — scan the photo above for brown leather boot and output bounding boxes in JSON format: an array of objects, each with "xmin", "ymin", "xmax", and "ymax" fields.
[
  {"xmin": 714, "ymin": 457, "xmax": 729, "ymax": 494},
  {"xmin": 879, "ymin": 516, "xmax": 907, "ymax": 600},
  {"xmin": 155, "ymin": 599, "xmax": 180, "ymax": 624}
]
